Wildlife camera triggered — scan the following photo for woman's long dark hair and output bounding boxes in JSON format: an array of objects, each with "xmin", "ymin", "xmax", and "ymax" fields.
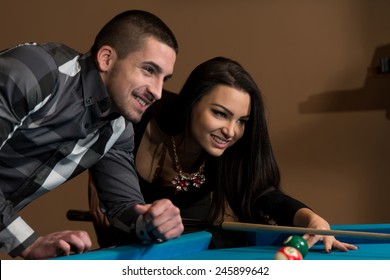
[{"xmin": 156, "ymin": 57, "xmax": 281, "ymax": 223}]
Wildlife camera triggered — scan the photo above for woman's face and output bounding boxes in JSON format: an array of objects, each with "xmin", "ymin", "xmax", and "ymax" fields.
[{"xmin": 190, "ymin": 85, "xmax": 251, "ymax": 157}]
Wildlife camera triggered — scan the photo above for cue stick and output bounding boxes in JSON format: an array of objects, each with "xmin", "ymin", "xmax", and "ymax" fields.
[
  {"xmin": 67, "ymin": 210, "xmax": 390, "ymax": 240},
  {"xmin": 183, "ymin": 218, "xmax": 390, "ymax": 240}
]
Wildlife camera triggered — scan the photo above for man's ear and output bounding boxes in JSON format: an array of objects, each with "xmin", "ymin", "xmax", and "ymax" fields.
[{"xmin": 96, "ymin": 46, "xmax": 117, "ymax": 72}]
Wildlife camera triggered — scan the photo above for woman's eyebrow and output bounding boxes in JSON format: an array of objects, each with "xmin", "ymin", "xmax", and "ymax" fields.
[{"xmin": 211, "ymin": 103, "xmax": 250, "ymax": 118}]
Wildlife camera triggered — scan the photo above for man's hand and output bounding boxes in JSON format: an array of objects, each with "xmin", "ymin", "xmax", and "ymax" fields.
[
  {"xmin": 135, "ymin": 199, "xmax": 184, "ymax": 242},
  {"xmin": 20, "ymin": 230, "xmax": 92, "ymax": 259}
]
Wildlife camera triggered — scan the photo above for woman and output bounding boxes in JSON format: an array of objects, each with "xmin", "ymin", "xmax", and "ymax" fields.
[{"xmin": 90, "ymin": 57, "xmax": 357, "ymax": 252}]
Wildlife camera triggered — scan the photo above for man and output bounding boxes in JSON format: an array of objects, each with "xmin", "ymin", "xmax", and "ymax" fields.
[{"xmin": 0, "ymin": 10, "xmax": 183, "ymax": 259}]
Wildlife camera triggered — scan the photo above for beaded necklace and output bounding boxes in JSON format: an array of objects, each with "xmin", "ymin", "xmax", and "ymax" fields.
[{"xmin": 171, "ymin": 137, "xmax": 206, "ymax": 193}]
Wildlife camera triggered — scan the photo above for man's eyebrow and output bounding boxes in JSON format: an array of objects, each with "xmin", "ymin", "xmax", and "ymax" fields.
[
  {"xmin": 143, "ymin": 61, "xmax": 173, "ymax": 81},
  {"xmin": 143, "ymin": 61, "xmax": 163, "ymax": 74}
]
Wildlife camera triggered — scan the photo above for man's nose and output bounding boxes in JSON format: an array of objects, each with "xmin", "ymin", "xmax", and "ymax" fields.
[{"xmin": 149, "ymin": 78, "xmax": 164, "ymax": 101}]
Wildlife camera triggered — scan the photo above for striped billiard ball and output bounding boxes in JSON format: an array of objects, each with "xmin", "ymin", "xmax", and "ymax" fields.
[{"xmin": 274, "ymin": 246, "xmax": 303, "ymax": 260}]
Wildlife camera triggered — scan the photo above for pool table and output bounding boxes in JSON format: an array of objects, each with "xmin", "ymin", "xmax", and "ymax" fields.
[{"xmin": 54, "ymin": 223, "xmax": 390, "ymax": 260}]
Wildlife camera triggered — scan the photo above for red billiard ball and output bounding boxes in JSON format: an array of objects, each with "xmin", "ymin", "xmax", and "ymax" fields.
[
  {"xmin": 283, "ymin": 235, "xmax": 309, "ymax": 258},
  {"xmin": 274, "ymin": 246, "xmax": 303, "ymax": 260}
]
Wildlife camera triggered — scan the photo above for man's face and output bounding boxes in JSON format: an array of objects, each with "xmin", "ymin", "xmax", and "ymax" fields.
[{"xmin": 101, "ymin": 37, "xmax": 176, "ymax": 122}]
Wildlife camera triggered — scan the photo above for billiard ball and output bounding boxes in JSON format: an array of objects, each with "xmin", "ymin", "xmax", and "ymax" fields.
[
  {"xmin": 274, "ymin": 246, "xmax": 303, "ymax": 260},
  {"xmin": 283, "ymin": 235, "xmax": 308, "ymax": 258}
]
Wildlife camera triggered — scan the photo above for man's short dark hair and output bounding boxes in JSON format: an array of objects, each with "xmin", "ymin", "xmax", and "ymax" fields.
[{"xmin": 90, "ymin": 10, "xmax": 178, "ymax": 58}]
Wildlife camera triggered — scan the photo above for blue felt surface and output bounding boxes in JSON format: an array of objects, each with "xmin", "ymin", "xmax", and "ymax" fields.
[
  {"xmin": 175, "ymin": 243, "xmax": 390, "ymax": 260},
  {"xmin": 54, "ymin": 231, "xmax": 212, "ymax": 260},
  {"xmin": 54, "ymin": 223, "xmax": 390, "ymax": 260}
]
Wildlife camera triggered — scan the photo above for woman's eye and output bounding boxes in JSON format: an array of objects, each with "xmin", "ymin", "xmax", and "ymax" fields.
[
  {"xmin": 212, "ymin": 110, "xmax": 226, "ymax": 118},
  {"xmin": 237, "ymin": 119, "xmax": 248, "ymax": 126}
]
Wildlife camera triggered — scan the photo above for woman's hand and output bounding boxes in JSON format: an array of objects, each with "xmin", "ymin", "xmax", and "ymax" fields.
[{"xmin": 294, "ymin": 208, "xmax": 358, "ymax": 253}]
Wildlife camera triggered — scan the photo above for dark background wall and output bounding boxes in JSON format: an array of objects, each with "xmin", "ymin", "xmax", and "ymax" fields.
[{"xmin": 1, "ymin": 0, "xmax": 390, "ymax": 259}]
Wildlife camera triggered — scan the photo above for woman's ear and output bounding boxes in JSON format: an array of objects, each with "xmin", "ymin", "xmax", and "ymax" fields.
[{"xmin": 96, "ymin": 45, "xmax": 117, "ymax": 72}]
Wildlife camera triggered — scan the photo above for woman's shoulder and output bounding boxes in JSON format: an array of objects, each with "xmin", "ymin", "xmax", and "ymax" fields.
[{"xmin": 145, "ymin": 118, "xmax": 169, "ymax": 145}]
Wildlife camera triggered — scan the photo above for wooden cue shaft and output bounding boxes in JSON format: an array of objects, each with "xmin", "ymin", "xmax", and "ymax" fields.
[
  {"xmin": 66, "ymin": 214, "xmax": 390, "ymax": 240},
  {"xmin": 221, "ymin": 221, "xmax": 390, "ymax": 240}
]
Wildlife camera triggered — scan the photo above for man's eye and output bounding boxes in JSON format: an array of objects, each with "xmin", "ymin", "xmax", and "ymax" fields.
[{"xmin": 144, "ymin": 67, "xmax": 154, "ymax": 74}]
